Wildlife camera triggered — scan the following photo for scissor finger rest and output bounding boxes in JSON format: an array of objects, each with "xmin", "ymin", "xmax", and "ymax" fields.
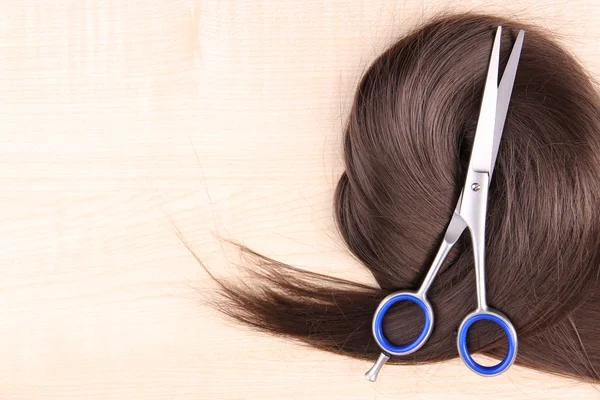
[
  {"xmin": 457, "ymin": 310, "xmax": 518, "ymax": 376},
  {"xmin": 372, "ymin": 292, "xmax": 434, "ymax": 356}
]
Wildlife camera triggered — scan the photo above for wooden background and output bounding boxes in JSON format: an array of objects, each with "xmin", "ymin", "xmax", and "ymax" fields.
[{"xmin": 1, "ymin": 1, "xmax": 599, "ymax": 399}]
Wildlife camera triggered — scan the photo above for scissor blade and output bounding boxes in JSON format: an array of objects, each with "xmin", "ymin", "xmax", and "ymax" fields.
[
  {"xmin": 469, "ymin": 26, "xmax": 501, "ymax": 173},
  {"xmin": 490, "ymin": 30, "xmax": 525, "ymax": 177}
]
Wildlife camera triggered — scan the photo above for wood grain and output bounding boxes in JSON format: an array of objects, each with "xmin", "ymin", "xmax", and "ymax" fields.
[{"xmin": 0, "ymin": 1, "xmax": 599, "ymax": 398}]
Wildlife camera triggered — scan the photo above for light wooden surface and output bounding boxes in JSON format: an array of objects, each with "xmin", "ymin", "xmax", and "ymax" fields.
[{"xmin": 1, "ymin": 1, "xmax": 599, "ymax": 399}]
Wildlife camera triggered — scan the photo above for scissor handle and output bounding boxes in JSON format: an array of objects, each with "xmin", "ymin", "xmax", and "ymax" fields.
[
  {"xmin": 457, "ymin": 309, "xmax": 518, "ymax": 376},
  {"xmin": 372, "ymin": 292, "xmax": 434, "ymax": 356}
]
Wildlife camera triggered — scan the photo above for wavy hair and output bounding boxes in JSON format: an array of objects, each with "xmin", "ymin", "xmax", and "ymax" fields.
[{"xmin": 202, "ymin": 14, "xmax": 600, "ymax": 382}]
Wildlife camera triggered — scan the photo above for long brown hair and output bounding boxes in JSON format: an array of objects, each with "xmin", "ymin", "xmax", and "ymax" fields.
[{"xmin": 201, "ymin": 14, "xmax": 600, "ymax": 382}]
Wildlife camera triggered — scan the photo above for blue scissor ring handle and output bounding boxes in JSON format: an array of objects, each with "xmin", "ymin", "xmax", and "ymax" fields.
[
  {"xmin": 457, "ymin": 312, "xmax": 518, "ymax": 376},
  {"xmin": 372, "ymin": 292, "xmax": 434, "ymax": 356}
]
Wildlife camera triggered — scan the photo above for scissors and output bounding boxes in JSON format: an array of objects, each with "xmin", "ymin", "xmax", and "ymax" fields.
[{"xmin": 365, "ymin": 26, "xmax": 525, "ymax": 381}]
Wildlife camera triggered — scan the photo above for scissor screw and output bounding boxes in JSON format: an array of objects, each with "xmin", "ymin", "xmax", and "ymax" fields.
[{"xmin": 471, "ymin": 183, "xmax": 481, "ymax": 192}]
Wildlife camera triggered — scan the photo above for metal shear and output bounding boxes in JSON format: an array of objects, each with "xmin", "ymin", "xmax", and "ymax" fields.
[{"xmin": 366, "ymin": 26, "xmax": 525, "ymax": 381}]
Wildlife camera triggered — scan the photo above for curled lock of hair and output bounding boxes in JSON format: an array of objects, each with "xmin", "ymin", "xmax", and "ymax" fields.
[{"xmin": 203, "ymin": 14, "xmax": 600, "ymax": 381}]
